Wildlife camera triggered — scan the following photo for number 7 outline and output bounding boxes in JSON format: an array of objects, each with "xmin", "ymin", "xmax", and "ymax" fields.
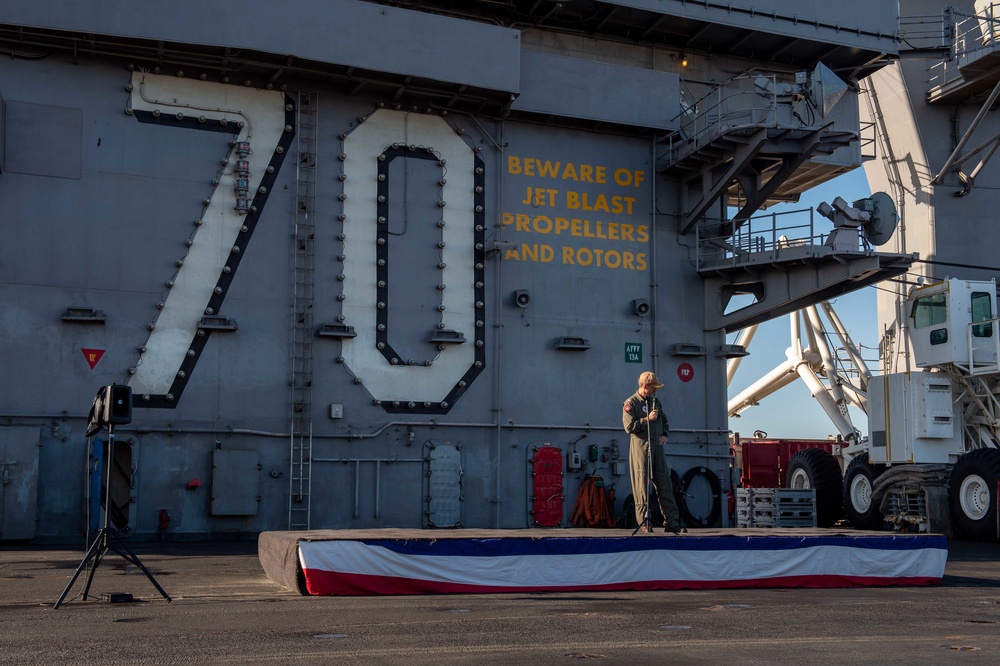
[{"xmin": 128, "ymin": 80, "xmax": 295, "ymax": 408}]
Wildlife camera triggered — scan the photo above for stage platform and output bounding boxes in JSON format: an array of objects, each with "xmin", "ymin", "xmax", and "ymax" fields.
[{"xmin": 258, "ymin": 528, "xmax": 949, "ymax": 596}]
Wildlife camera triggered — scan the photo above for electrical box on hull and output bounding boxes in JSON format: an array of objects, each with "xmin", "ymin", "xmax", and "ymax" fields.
[
  {"xmin": 868, "ymin": 372, "xmax": 963, "ymax": 464},
  {"xmin": 211, "ymin": 449, "xmax": 260, "ymax": 516}
]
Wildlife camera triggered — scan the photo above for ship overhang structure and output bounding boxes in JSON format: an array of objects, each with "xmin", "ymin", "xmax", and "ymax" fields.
[
  {"xmin": 0, "ymin": 0, "xmax": 522, "ymax": 117},
  {"xmin": 701, "ymin": 245, "xmax": 916, "ymax": 332}
]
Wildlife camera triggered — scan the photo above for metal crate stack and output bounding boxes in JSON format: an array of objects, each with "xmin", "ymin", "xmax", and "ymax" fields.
[
  {"xmin": 735, "ymin": 488, "xmax": 755, "ymax": 527},
  {"xmin": 736, "ymin": 488, "xmax": 817, "ymax": 528}
]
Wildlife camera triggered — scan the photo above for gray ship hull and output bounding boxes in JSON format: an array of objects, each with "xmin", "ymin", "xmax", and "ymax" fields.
[{"xmin": 0, "ymin": 0, "xmax": 900, "ymax": 541}]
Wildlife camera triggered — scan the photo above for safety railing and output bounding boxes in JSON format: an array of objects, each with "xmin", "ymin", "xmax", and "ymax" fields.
[
  {"xmin": 955, "ymin": 5, "xmax": 1000, "ymax": 58},
  {"xmin": 859, "ymin": 120, "xmax": 877, "ymax": 160},
  {"xmin": 697, "ymin": 206, "xmax": 866, "ymax": 270},
  {"xmin": 928, "ymin": 59, "xmax": 961, "ymax": 90},
  {"xmin": 956, "ymin": 316, "xmax": 1000, "ymax": 376},
  {"xmin": 929, "ymin": 6, "xmax": 1000, "ymax": 89},
  {"xmin": 899, "ymin": 11, "xmax": 954, "ymax": 52},
  {"xmin": 665, "ymin": 75, "xmax": 782, "ymax": 167}
]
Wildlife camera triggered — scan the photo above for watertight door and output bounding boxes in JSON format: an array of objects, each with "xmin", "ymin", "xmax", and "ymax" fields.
[
  {"xmin": 427, "ymin": 444, "xmax": 462, "ymax": 527},
  {"xmin": 0, "ymin": 426, "xmax": 40, "ymax": 540},
  {"xmin": 531, "ymin": 446, "xmax": 563, "ymax": 527}
]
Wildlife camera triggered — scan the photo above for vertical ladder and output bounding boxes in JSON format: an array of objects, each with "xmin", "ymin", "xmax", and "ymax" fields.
[
  {"xmin": 289, "ymin": 92, "xmax": 318, "ymax": 530},
  {"xmin": 860, "ymin": 83, "xmax": 904, "ymax": 225}
]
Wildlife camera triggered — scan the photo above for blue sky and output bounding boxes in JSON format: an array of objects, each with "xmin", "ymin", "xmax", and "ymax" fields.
[{"xmin": 726, "ymin": 168, "xmax": 876, "ymax": 440}]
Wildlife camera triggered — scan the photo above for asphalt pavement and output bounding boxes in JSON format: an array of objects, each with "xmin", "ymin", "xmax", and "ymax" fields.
[{"xmin": 1, "ymin": 537, "xmax": 998, "ymax": 664}]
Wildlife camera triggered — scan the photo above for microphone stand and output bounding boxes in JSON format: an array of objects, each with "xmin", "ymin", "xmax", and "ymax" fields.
[{"xmin": 631, "ymin": 396, "xmax": 655, "ymax": 536}]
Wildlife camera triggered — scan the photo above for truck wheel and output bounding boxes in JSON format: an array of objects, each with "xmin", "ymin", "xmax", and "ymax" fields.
[
  {"xmin": 843, "ymin": 453, "xmax": 886, "ymax": 531},
  {"xmin": 949, "ymin": 448, "xmax": 1000, "ymax": 541},
  {"xmin": 786, "ymin": 448, "xmax": 843, "ymax": 527}
]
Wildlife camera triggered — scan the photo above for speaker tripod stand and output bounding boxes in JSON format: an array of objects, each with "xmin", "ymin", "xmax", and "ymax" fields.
[{"xmin": 54, "ymin": 424, "xmax": 171, "ymax": 609}]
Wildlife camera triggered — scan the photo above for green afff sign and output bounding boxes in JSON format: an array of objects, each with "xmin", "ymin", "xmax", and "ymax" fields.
[{"xmin": 625, "ymin": 343, "xmax": 642, "ymax": 363}]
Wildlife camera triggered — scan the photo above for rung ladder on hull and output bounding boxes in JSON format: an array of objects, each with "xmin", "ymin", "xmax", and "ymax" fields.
[{"xmin": 289, "ymin": 92, "xmax": 318, "ymax": 530}]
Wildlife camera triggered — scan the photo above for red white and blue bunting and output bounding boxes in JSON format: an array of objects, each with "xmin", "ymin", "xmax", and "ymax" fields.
[{"xmin": 298, "ymin": 533, "xmax": 948, "ymax": 596}]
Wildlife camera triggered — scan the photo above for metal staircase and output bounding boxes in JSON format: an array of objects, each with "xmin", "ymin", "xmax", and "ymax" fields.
[
  {"xmin": 947, "ymin": 317, "xmax": 1000, "ymax": 451},
  {"xmin": 288, "ymin": 92, "xmax": 318, "ymax": 530},
  {"xmin": 665, "ymin": 75, "xmax": 916, "ymax": 332},
  {"xmin": 948, "ymin": 369, "xmax": 1000, "ymax": 451},
  {"xmin": 660, "ymin": 75, "xmax": 856, "ymax": 234}
]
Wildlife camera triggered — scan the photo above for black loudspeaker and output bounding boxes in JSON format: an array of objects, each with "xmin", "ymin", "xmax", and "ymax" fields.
[
  {"xmin": 103, "ymin": 384, "xmax": 133, "ymax": 425},
  {"xmin": 514, "ymin": 290, "xmax": 531, "ymax": 308},
  {"xmin": 633, "ymin": 299, "xmax": 651, "ymax": 316}
]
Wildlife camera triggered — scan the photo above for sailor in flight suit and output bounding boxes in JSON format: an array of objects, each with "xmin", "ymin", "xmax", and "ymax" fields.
[{"xmin": 622, "ymin": 371, "xmax": 682, "ymax": 534}]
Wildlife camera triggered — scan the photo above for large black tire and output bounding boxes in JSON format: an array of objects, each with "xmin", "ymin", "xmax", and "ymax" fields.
[
  {"xmin": 949, "ymin": 448, "xmax": 1000, "ymax": 541},
  {"xmin": 670, "ymin": 469, "xmax": 683, "ymax": 524},
  {"xmin": 618, "ymin": 494, "xmax": 637, "ymax": 529},
  {"xmin": 646, "ymin": 470, "xmax": 685, "ymax": 527},
  {"xmin": 679, "ymin": 466, "xmax": 722, "ymax": 527},
  {"xmin": 786, "ymin": 448, "xmax": 843, "ymax": 528},
  {"xmin": 842, "ymin": 453, "xmax": 886, "ymax": 531}
]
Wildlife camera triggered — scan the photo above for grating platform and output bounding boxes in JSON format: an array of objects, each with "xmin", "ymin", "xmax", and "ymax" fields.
[{"xmin": 258, "ymin": 528, "xmax": 948, "ymax": 596}]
